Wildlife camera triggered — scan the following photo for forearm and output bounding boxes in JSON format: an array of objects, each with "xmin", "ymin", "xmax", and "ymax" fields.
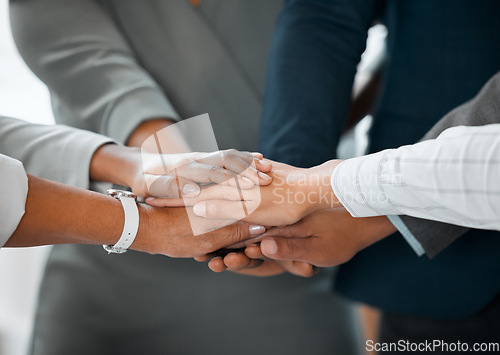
[
  {"xmin": 89, "ymin": 144, "xmax": 140, "ymax": 188},
  {"xmin": 89, "ymin": 118, "xmax": 188, "ymax": 188},
  {"xmin": 332, "ymin": 125, "xmax": 500, "ymax": 230},
  {"xmin": 0, "ymin": 115, "xmax": 113, "ymax": 188},
  {"xmin": 6, "ymin": 174, "xmax": 125, "ymax": 247}
]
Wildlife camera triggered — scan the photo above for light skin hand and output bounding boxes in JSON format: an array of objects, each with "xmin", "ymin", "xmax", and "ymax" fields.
[
  {"xmin": 140, "ymin": 150, "xmax": 273, "ymax": 199},
  {"xmin": 156, "ymin": 160, "xmax": 342, "ymax": 226},
  {"xmin": 90, "ymin": 145, "xmax": 273, "ymax": 200},
  {"xmin": 116, "ymin": 118, "xmax": 273, "ymax": 197}
]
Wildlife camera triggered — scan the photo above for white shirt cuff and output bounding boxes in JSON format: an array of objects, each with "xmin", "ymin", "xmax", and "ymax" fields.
[
  {"xmin": 0, "ymin": 155, "xmax": 28, "ymax": 247},
  {"xmin": 331, "ymin": 150, "xmax": 400, "ymax": 217}
]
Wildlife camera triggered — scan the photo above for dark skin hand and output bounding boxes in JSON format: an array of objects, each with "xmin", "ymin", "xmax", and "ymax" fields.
[
  {"xmin": 200, "ymin": 208, "xmax": 396, "ymax": 276},
  {"xmin": 196, "ymin": 245, "xmax": 318, "ymax": 277},
  {"xmin": 258, "ymin": 209, "xmax": 396, "ymax": 267}
]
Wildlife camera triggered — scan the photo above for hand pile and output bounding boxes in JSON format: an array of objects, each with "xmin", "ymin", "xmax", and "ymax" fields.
[{"xmin": 132, "ymin": 149, "xmax": 396, "ymax": 277}]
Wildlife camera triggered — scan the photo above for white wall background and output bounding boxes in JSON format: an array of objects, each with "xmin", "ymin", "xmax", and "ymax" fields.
[{"xmin": 0, "ymin": 0, "xmax": 54, "ymax": 354}]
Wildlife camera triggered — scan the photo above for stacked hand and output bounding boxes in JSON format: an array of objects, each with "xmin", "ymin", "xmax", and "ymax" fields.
[
  {"xmin": 93, "ymin": 142, "xmax": 396, "ymax": 271},
  {"xmin": 132, "ymin": 149, "xmax": 273, "ymax": 199},
  {"xmin": 157, "ymin": 158, "xmax": 398, "ymax": 277},
  {"xmin": 90, "ymin": 144, "xmax": 276, "ymax": 256}
]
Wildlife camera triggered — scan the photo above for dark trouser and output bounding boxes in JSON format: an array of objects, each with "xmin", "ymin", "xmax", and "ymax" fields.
[{"xmin": 378, "ymin": 293, "xmax": 500, "ymax": 354}]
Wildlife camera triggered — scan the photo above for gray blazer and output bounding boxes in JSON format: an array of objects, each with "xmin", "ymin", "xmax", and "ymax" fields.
[
  {"xmin": 9, "ymin": 1, "xmax": 359, "ymax": 355},
  {"xmin": 0, "ymin": 116, "xmax": 112, "ymax": 187},
  {"xmin": 400, "ymin": 71, "xmax": 500, "ymax": 257}
]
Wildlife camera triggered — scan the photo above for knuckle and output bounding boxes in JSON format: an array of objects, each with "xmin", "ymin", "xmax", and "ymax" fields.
[
  {"xmin": 209, "ymin": 165, "xmax": 223, "ymax": 176},
  {"xmin": 176, "ymin": 158, "xmax": 192, "ymax": 167},
  {"xmin": 231, "ymin": 223, "xmax": 247, "ymax": 242},
  {"xmin": 199, "ymin": 240, "xmax": 215, "ymax": 253},
  {"xmin": 285, "ymin": 240, "xmax": 302, "ymax": 260},
  {"xmin": 206, "ymin": 202, "xmax": 223, "ymax": 217},
  {"xmin": 223, "ymin": 149, "xmax": 240, "ymax": 162}
]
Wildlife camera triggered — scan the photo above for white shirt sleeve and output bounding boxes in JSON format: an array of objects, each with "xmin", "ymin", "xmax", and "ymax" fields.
[
  {"xmin": 0, "ymin": 154, "xmax": 29, "ymax": 247},
  {"xmin": 331, "ymin": 124, "xmax": 500, "ymax": 231}
]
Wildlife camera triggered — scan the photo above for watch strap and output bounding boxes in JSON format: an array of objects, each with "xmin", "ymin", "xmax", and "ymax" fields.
[{"xmin": 104, "ymin": 190, "xmax": 139, "ymax": 254}]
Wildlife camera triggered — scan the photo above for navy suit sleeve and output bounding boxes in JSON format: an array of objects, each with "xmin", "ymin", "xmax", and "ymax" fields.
[{"xmin": 259, "ymin": 0, "xmax": 380, "ymax": 167}]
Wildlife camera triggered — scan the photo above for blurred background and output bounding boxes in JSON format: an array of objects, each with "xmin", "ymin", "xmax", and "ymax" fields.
[
  {"xmin": 0, "ymin": 0, "xmax": 386, "ymax": 352},
  {"xmin": 0, "ymin": 0, "xmax": 53, "ymax": 354}
]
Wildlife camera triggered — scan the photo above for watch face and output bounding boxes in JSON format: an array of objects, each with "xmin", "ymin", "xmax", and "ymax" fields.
[
  {"xmin": 107, "ymin": 189, "xmax": 137, "ymax": 200},
  {"xmin": 102, "ymin": 245, "xmax": 127, "ymax": 254}
]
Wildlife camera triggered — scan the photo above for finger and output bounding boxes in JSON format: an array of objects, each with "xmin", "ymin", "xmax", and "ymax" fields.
[
  {"xmin": 254, "ymin": 158, "xmax": 273, "ymax": 174},
  {"xmin": 147, "ymin": 182, "xmax": 258, "ymax": 207},
  {"xmin": 242, "ymin": 258, "xmax": 265, "ymax": 269},
  {"xmin": 222, "ymin": 252, "xmax": 252, "ymax": 270},
  {"xmin": 251, "ymin": 152, "xmax": 264, "ymax": 160},
  {"xmin": 224, "ymin": 233, "xmax": 266, "ymax": 249},
  {"xmin": 200, "ymin": 223, "xmax": 266, "ymax": 253},
  {"xmin": 244, "ymin": 244, "xmax": 266, "ymax": 260},
  {"xmin": 260, "ymin": 237, "xmax": 315, "ymax": 264},
  {"xmin": 179, "ymin": 161, "xmax": 255, "ymax": 189},
  {"xmin": 237, "ymin": 162, "xmax": 272, "ymax": 186},
  {"xmin": 230, "ymin": 261, "xmax": 285, "ymax": 277},
  {"xmin": 223, "ymin": 251, "xmax": 265, "ymax": 270},
  {"xmin": 281, "ymin": 260, "xmax": 317, "ymax": 278},
  {"xmin": 197, "ymin": 149, "xmax": 253, "ymax": 174},
  {"xmin": 146, "ymin": 174, "xmax": 201, "ymax": 198},
  {"xmin": 208, "ymin": 257, "xmax": 227, "ymax": 273},
  {"xmin": 193, "ymin": 200, "xmax": 251, "ymax": 221},
  {"xmin": 194, "ymin": 254, "xmax": 213, "ymax": 262},
  {"xmin": 259, "ymin": 224, "xmax": 310, "ymax": 239},
  {"xmin": 198, "ymin": 150, "xmax": 272, "ymax": 187}
]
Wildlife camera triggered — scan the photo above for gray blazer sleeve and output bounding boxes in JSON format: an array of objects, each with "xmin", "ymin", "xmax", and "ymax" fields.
[
  {"xmin": 9, "ymin": 0, "xmax": 178, "ymax": 144},
  {"xmin": 397, "ymin": 71, "xmax": 500, "ymax": 258},
  {"xmin": 0, "ymin": 116, "xmax": 113, "ymax": 189}
]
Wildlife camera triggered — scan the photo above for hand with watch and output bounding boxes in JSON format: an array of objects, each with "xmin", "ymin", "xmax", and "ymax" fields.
[
  {"xmin": 87, "ymin": 141, "xmax": 273, "ymax": 255},
  {"xmin": 6, "ymin": 120, "xmax": 273, "ymax": 257},
  {"xmin": 6, "ymin": 174, "xmax": 267, "ymax": 258}
]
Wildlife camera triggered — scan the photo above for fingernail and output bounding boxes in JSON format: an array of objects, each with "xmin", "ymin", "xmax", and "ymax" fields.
[
  {"xmin": 241, "ymin": 176, "xmax": 254, "ymax": 186},
  {"xmin": 249, "ymin": 225, "xmax": 266, "ymax": 235},
  {"xmin": 258, "ymin": 171, "xmax": 272, "ymax": 181},
  {"xmin": 193, "ymin": 203, "xmax": 206, "ymax": 217},
  {"xmin": 182, "ymin": 183, "xmax": 200, "ymax": 196},
  {"xmin": 262, "ymin": 239, "xmax": 278, "ymax": 255},
  {"xmin": 259, "ymin": 159, "xmax": 271, "ymax": 167}
]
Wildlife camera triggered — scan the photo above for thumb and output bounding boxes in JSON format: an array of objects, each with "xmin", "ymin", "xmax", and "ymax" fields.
[
  {"xmin": 201, "ymin": 223, "xmax": 266, "ymax": 253},
  {"xmin": 260, "ymin": 237, "xmax": 312, "ymax": 263},
  {"xmin": 147, "ymin": 174, "xmax": 200, "ymax": 198}
]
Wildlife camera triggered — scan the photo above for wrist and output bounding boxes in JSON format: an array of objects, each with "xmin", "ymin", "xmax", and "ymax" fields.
[
  {"xmin": 126, "ymin": 118, "xmax": 176, "ymax": 148},
  {"xmin": 90, "ymin": 144, "xmax": 142, "ymax": 188},
  {"xmin": 301, "ymin": 160, "xmax": 343, "ymax": 216},
  {"xmin": 127, "ymin": 203, "xmax": 154, "ymax": 254}
]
